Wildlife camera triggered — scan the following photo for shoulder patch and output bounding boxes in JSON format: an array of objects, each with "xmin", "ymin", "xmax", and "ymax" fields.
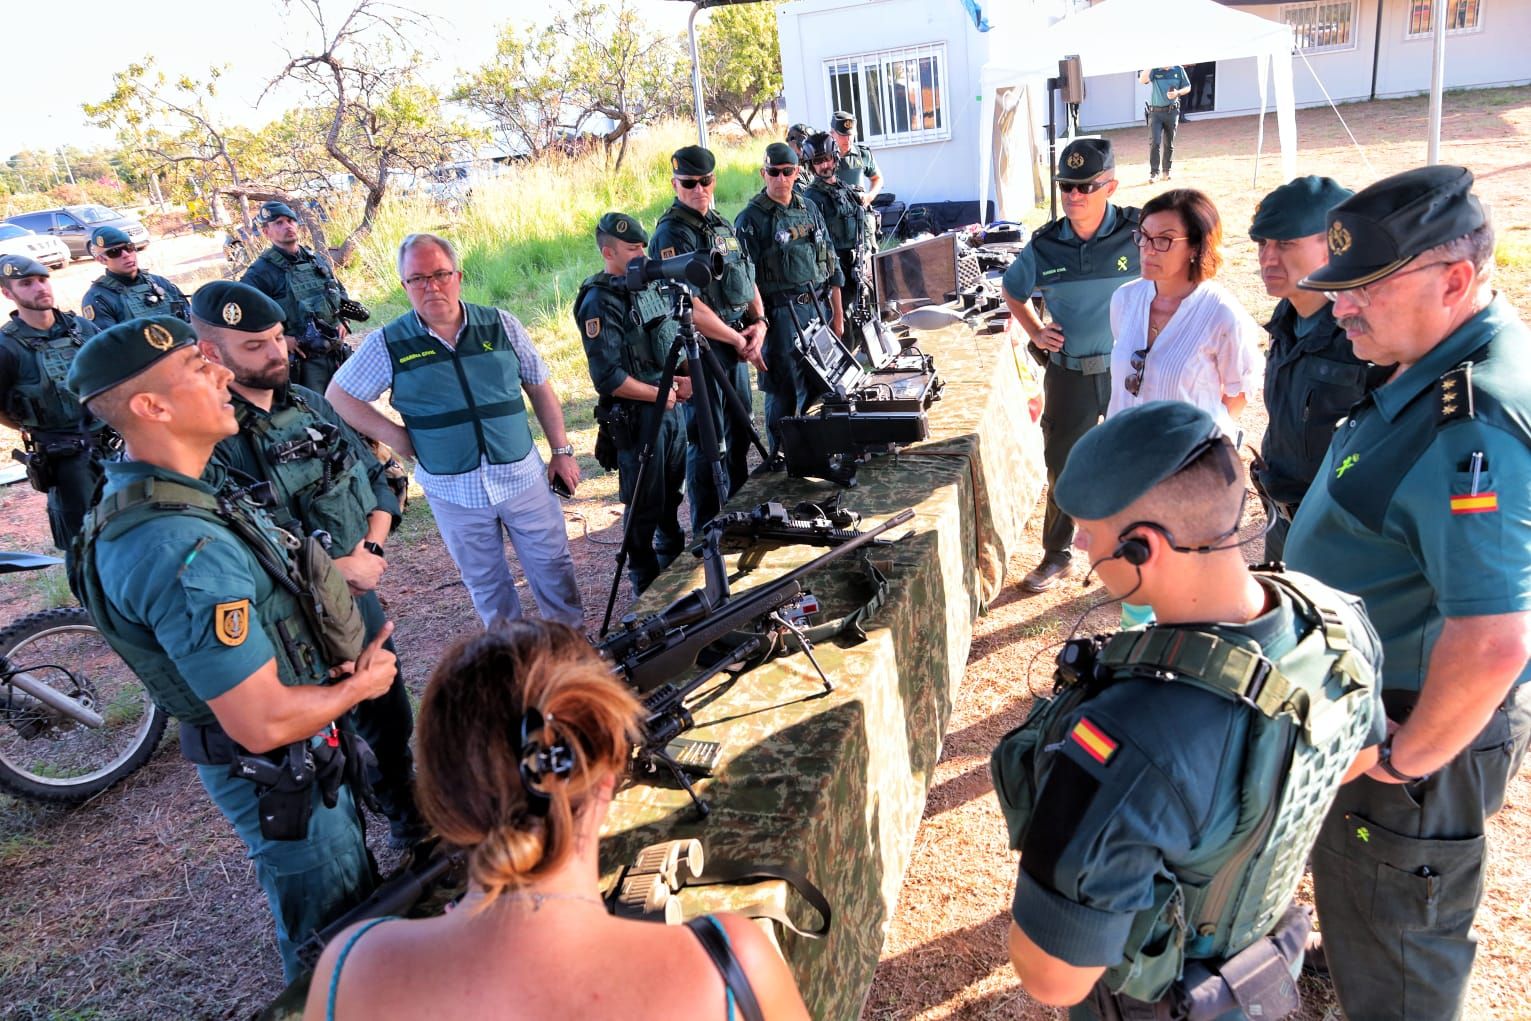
[
  {"xmin": 584, "ymin": 317, "xmax": 601, "ymax": 339},
  {"xmin": 660, "ymin": 247, "xmax": 676, "ymax": 259},
  {"xmin": 214, "ymin": 599, "xmax": 251, "ymax": 647},
  {"xmin": 82, "ymin": 305, "xmax": 95, "ymax": 321},
  {"xmin": 1069, "ymin": 716, "xmax": 1118, "ymax": 765}
]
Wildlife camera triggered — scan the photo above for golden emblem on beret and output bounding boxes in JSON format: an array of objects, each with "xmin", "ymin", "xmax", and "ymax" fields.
[
  {"xmin": 1328, "ymin": 220, "xmax": 1353, "ymax": 256},
  {"xmin": 143, "ymin": 322, "xmax": 176, "ymax": 351},
  {"xmin": 222, "ymin": 302, "xmax": 243, "ymax": 326},
  {"xmin": 1066, "ymin": 152, "xmax": 1086, "ymax": 170},
  {"xmin": 2, "ymin": 263, "xmax": 14, "ymax": 278},
  {"xmin": 615, "ymin": 220, "xmax": 628, "ymax": 234}
]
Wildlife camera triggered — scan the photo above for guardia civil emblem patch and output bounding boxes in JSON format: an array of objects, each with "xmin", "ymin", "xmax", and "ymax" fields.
[
  {"xmin": 1066, "ymin": 152, "xmax": 1086, "ymax": 170},
  {"xmin": 143, "ymin": 322, "xmax": 175, "ymax": 350},
  {"xmin": 222, "ymin": 302, "xmax": 243, "ymax": 326},
  {"xmin": 1327, "ymin": 220, "xmax": 1352, "ymax": 256},
  {"xmin": 214, "ymin": 599, "xmax": 251, "ymax": 647},
  {"xmin": 82, "ymin": 305, "xmax": 95, "ymax": 321},
  {"xmin": 585, "ymin": 318, "xmax": 600, "ymax": 339}
]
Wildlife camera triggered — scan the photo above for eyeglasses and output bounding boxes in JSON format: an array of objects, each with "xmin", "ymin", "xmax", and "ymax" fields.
[
  {"xmin": 676, "ymin": 175, "xmax": 715, "ymax": 189},
  {"xmin": 1131, "ymin": 230, "xmax": 1189, "ymax": 253},
  {"xmin": 1321, "ymin": 259, "xmax": 1450, "ymax": 308},
  {"xmin": 1058, "ymin": 179, "xmax": 1110, "ymax": 195},
  {"xmin": 402, "ymin": 269, "xmax": 458, "ymax": 290},
  {"xmin": 763, "ymin": 166, "xmax": 798, "ymax": 178},
  {"xmin": 1124, "ymin": 347, "xmax": 1149, "ymax": 396},
  {"xmin": 100, "ymin": 246, "xmax": 131, "ymax": 259}
]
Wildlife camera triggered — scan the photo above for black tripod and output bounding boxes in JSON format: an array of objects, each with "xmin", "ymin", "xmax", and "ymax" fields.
[{"xmin": 599, "ymin": 284, "xmax": 771, "ymax": 636}]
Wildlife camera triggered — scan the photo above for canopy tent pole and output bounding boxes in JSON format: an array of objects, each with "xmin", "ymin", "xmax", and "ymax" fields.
[
  {"xmin": 1253, "ymin": 52, "xmax": 1269, "ymax": 187},
  {"xmin": 1428, "ymin": 0, "xmax": 1447, "ymax": 164},
  {"xmin": 689, "ymin": 3, "xmax": 708, "ymax": 147}
]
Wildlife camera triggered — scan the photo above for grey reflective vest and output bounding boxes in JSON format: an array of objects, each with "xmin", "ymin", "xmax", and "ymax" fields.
[
  {"xmin": 1, "ymin": 315, "xmax": 88, "ymax": 432},
  {"xmin": 743, "ymin": 193, "xmax": 835, "ymax": 297},
  {"xmin": 656, "ymin": 203, "xmax": 757, "ymax": 320},
  {"xmin": 77, "ymin": 478, "xmax": 335, "ymax": 726},
  {"xmin": 381, "ymin": 304, "xmax": 533, "ymax": 476},
  {"xmin": 574, "ymin": 273, "xmax": 677, "ymax": 386},
  {"xmin": 807, "ymin": 177, "xmax": 866, "ymax": 253},
  {"xmin": 90, "ymin": 273, "xmax": 190, "ymax": 321},
  {"xmin": 990, "ymin": 568, "xmax": 1377, "ymax": 1002}
]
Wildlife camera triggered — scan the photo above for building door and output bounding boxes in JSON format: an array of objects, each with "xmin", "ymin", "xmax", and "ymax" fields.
[{"xmin": 1183, "ymin": 63, "xmax": 1216, "ymax": 114}]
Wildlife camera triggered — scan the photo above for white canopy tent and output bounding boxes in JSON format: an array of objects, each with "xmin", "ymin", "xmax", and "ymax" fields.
[{"xmin": 976, "ymin": 0, "xmax": 1299, "ymax": 220}]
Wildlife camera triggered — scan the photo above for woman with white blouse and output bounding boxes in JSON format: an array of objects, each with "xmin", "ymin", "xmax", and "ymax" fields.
[{"xmin": 1107, "ymin": 188, "xmax": 1264, "ymax": 440}]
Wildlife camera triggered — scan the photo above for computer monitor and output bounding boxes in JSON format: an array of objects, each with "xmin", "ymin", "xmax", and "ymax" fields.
[{"xmin": 873, "ymin": 233, "xmax": 960, "ymax": 310}]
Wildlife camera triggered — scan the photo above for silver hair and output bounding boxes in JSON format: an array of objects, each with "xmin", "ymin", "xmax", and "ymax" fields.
[
  {"xmin": 1420, "ymin": 207, "xmax": 1495, "ymax": 283},
  {"xmin": 397, "ymin": 232, "xmax": 460, "ymax": 278}
]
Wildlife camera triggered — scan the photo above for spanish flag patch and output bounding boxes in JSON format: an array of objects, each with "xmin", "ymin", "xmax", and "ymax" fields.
[
  {"xmin": 1450, "ymin": 492, "xmax": 1498, "ymax": 515},
  {"xmin": 1070, "ymin": 717, "xmax": 1118, "ymax": 765}
]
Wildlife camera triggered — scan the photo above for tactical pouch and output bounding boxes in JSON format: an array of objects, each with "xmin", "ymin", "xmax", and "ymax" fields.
[
  {"xmin": 13, "ymin": 448, "xmax": 51, "ymax": 493},
  {"xmin": 298, "ymin": 535, "xmax": 366, "ymax": 664},
  {"xmin": 1177, "ymin": 904, "xmax": 1308, "ymax": 1021},
  {"xmin": 254, "ymin": 743, "xmax": 319, "ymax": 841},
  {"xmin": 989, "ymin": 688, "xmax": 1084, "ymax": 849}
]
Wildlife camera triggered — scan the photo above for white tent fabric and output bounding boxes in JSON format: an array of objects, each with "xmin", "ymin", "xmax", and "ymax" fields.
[{"xmin": 976, "ymin": 0, "xmax": 1298, "ymax": 220}]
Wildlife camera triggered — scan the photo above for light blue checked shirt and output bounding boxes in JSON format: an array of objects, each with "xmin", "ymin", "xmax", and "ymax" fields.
[{"xmin": 332, "ymin": 304, "xmax": 551, "ymax": 510}]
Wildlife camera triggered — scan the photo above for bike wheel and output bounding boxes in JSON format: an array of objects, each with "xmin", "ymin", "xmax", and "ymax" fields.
[{"xmin": 0, "ymin": 607, "xmax": 168, "ymax": 803}]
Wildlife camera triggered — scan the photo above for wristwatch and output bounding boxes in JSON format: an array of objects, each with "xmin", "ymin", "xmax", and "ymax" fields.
[
  {"xmin": 363, "ymin": 540, "xmax": 385, "ymax": 558},
  {"xmin": 1377, "ymin": 734, "xmax": 1430, "ymax": 783},
  {"xmin": 551, "ymin": 444, "xmax": 575, "ymax": 457}
]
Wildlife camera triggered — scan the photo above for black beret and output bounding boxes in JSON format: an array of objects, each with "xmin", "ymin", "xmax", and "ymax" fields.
[
  {"xmin": 596, "ymin": 211, "xmax": 648, "ymax": 244},
  {"xmin": 1057, "ymin": 138, "xmax": 1114, "ymax": 182},
  {"xmin": 1055, "ymin": 401, "xmax": 1224, "ymax": 520},
  {"xmin": 0, "ymin": 255, "xmax": 50, "ymax": 280},
  {"xmin": 191, "ymin": 280, "xmax": 286, "ymax": 332},
  {"xmin": 830, "ymin": 111, "xmax": 855, "ymax": 134},
  {"xmin": 66, "ymin": 316, "xmax": 197, "ymax": 402},
  {"xmin": 1299, "ymin": 165, "xmax": 1485, "ymax": 290},
  {"xmin": 670, "ymin": 146, "xmax": 716, "ymax": 177},
  {"xmin": 1250, "ymin": 176, "xmax": 1353, "ymax": 242},
  {"xmin": 764, "ymin": 142, "xmax": 798, "ymax": 166},
  {"xmin": 258, "ymin": 200, "xmax": 299, "ymax": 224}
]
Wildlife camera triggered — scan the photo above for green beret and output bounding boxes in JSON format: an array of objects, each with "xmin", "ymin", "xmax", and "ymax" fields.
[
  {"xmin": 66, "ymin": 316, "xmax": 197, "ymax": 402},
  {"xmin": 0, "ymin": 255, "xmax": 50, "ymax": 280},
  {"xmin": 1250, "ymin": 176, "xmax": 1353, "ymax": 242},
  {"xmin": 786, "ymin": 123, "xmax": 815, "ymax": 143},
  {"xmin": 89, "ymin": 226, "xmax": 133, "ymax": 253},
  {"xmin": 191, "ymin": 280, "xmax": 285, "ymax": 333},
  {"xmin": 596, "ymin": 211, "xmax": 648, "ymax": 245},
  {"xmin": 831, "ymin": 111, "xmax": 855, "ymax": 134},
  {"xmin": 258, "ymin": 200, "xmax": 299, "ymax": 224},
  {"xmin": 1054, "ymin": 401, "xmax": 1224, "ymax": 520},
  {"xmin": 764, "ymin": 142, "xmax": 798, "ymax": 166},
  {"xmin": 1300, "ymin": 165, "xmax": 1485, "ymax": 291},
  {"xmin": 670, "ymin": 146, "xmax": 716, "ymax": 177},
  {"xmin": 1057, "ymin": 139, "xmax": 1114, "ymax": 182}
]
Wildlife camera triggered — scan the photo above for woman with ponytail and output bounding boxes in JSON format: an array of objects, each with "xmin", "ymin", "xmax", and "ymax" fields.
[{"xmin": 305, "ymin": 620, "xmax": 809, "ymax": 1021}]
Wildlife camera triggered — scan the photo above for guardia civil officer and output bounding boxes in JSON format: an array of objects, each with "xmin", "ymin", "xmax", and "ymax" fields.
[
  {"xmin": 649, "ymin": 146, "xmax": 767, "ymax": 528},
  {"xmin": 733, "ymin": 142, "xmax": 842, "ymax": 461},
  {"xmin": 992, "ymin": 400, "xmax": 1383, "ymax": 1020},
  {"xmin": 785, "ymin": 123, "xmax": 815, "ymax": 198},
  {"xmin": 801, "ymin": 132, "xmax": 873, "ymax": 326},
  {"xmin": 577, "ymin": 212, "xmax": 690, "ymax": 595},
  {"xmin": 1139, "ymin": 66, "xmax": 1190, "ymax": 183},
  {"xmin": 192, "ymin": 280, "xmax": 426, "ymax": 848},
  {"xmin": 1002, "ymin": 139, "xmax": 1141, "ymax": 593},
  {"xmin": 828, "ymin": 111, "xmax": 882, "ymax": 205},
  {"xmin": 1286, "ymin": 166, "xmax": 1531, "ymax": 1021},
  {"xmin": 66, "ymin": 316, "xmax": 397, "ymax": 979},
  {"xmin": 1248, "ymin": 176, "xmax": 1390, "ymax": 561},
  {"xmin": 241, "ymin": 200, "xmax": 354, "ymax": 393},
  {"xmin": 80, "ymin": 226, "xmax": 189, "ymax": 328},
  {"xmin": 0, "ymin": 254, "xmax": 101, "ymax": 556}
]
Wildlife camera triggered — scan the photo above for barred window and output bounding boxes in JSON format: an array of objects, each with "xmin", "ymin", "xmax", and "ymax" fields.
[
  {"xmin": 824, "ymin": 44, "xmax": 950, "ymax": 147},
  {"xmin": 1280, "ymin": 1, "xmax": 1358, "ymax": 53},
  {"xmin": 1406, "ymin": 0, "xmax": 1483, "ymax": 37}
]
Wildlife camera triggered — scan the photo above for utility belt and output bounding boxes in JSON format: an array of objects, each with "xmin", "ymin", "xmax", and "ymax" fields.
[
  {"xmin": 1148, "ymin": 102, "xmax": 1179, "ymax": 112},
  {"xmin": 593, "ymin": 394, "xmax": 662, "ymax": 469},
  {"xmin": 1048, "ymin": 350, "xmax": 1112, "ymax": 376},
  {"xmin": 179, "ymin": 718, "xmax": 377, "ymax": 841},
  {"xmin": 12, "ymin": 432, "xmax": 91, "ymax": 493},
  {"xmin": 766, "ymin": 289, "xmax": 822, "ymax": 309},
  {"xmin": 1085, "ymin": 903, "xmax": 1309, "ymax": 1021}
]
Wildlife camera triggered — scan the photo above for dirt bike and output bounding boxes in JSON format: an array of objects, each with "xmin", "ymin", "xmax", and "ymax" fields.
[{"xmin": 0, "ymin": 551, "xmax": 168, "ymax": 803}]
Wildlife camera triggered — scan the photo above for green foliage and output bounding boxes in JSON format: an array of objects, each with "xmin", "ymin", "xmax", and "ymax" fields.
[
  {"xmin": 700, "ymin": 5, "xmax": 784, "ymax": 136},
  {"xmin": 451, "ymin": 21, "xmax": 576, "ymax": 159}
]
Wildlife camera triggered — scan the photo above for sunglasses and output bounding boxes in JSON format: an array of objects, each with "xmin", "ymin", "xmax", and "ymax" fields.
[
  {"xmin": 676, "ymin": 175, "xmax": 715, "ymax": 189},
  {"xmin": 1124, "ymin": 347, "xmax": 1149, "ymax": 396},
  {"xmin": 763, "ymin": 166, "xmax": 798, "ymax": 177},
  {"xmin": 100, "ymin": 246, "xmax": 132, "ymax": 259},
  {"xmin": 1058, "ymin": 179, "xmax": 1110, "ymax": 195},
  {"xmin": 1131, "ymin": 230, "xmax": 1190, "ymax": 253}
]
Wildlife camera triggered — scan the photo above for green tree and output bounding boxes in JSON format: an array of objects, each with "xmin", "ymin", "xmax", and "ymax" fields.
[
  {"xmin": 699, "ymin": 4, "xmax": 783, "ymax": 136},
  {"xmin": 451, "ymin": 21, "xmax": 579, "ymax": 160}
]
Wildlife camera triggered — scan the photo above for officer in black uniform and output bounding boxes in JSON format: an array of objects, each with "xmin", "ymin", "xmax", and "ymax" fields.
[
  {"xmin": 734, "ymin": 142, "xmax": 843, "ymax": 461},
  {"xmin": 192, "ymin": 280, "xmax": 425, "ymax": 848},
  {"xmin": 241, "ymin": 201, "xmax": 353, "ymax": 393},
  {"xmin": 649, "ymin": 146, "xmax": 767, "ymax": 529},
  {"xmin": 0, "ymin": 254, "xmax": 101, "ymax": 558},
  {"xmin": 576, "ymin": 212, "xmax": 691, "ymax": 595},
  {"xmin": 801, "ymin": 131, "xmax": 873, "ymax": 328},
  {"xmin": 785, "ymin": 123, "xmax": 815, "ymax": 198},
  {"xmin": 991, "ymin": 400, "xmax": 1384, "ymax": 1020},
  {"xmin": 1249, "ymin": 175, "xmax": 1390, "ymax": 560},
  {"xmin": 80, "ymin": 226, "xmax": 190, "ymax": 328}
]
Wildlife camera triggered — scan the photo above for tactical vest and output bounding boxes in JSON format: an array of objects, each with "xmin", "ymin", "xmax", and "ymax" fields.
[
  {"xmin": 0, "ymin": 315, "xmax": 88, "ymax": 432},
  {"xmin": 745, "ymin": 193, "xmax": 835, "ymax": 297},
  {"xmin": 260, "ymin": 247, "xmax": 342, "ymax": 327},
  {"xmin": 382, "ymin": 303, "xmax": 532, "ymax": 475},
  {"xmin": 92, "ymin": 273, "xmax": 190, "ymax": 321},
  {"xmin": 658, "ymin": 204, "xmax": 756, "ymax": 319},
  {"xmin": 575, "ymin": 274, "xmax": 676, "ymax": 386},
  {"xmin": 232, "ymin": 390, "xmax": 374, "ymax": 554},
  {"xmin": 990, "ymin": 569, "xmax": 1376, "ymax": 1003},
  {"xmin": 77, "ymin": 478, "xmax": 340, "ymax": 726},
  {"xmin": 808, "ymin": 178, "xmax": 866, "ymax": 253}
]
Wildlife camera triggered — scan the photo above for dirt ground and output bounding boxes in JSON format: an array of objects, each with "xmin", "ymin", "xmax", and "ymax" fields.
[{"xmin": 2, "ymin": 87, "xmax": 1530, "ymax": 1020}]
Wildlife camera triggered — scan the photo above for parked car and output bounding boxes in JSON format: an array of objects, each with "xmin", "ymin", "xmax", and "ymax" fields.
[
  {"xmin": 3, "ymin": 205, "xmax": 150, "ymax": 260},
  {"xmin": 0, "ymin": 223, "xmax": 70, "ymax": 269}
]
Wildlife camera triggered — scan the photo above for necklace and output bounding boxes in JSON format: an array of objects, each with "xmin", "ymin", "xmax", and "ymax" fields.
[{"xmin": 494, "ymin": 890, "xmax": 605, "ymax": 911}]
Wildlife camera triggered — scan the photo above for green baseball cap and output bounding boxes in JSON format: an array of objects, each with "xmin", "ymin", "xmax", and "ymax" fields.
[
  {"xmin": 670, "ymin": 146, "xmax": 716, "ymax": 177},
  {"xmin": 1057, "ymin": 139, "xmax": 1114, "ymax": 182},
  {"xmin": 830, "ymin": 111, "xmax": 855, "ymax": 134},
  {"xmin": 764, "ymin": 142, "xmax": 798, "ymax": 166},
  {"xmin": 1250, "ymin": 176, "xmax": 1353, "ymax": 242},
  {"xmin": 0, "ymin": 255, "xmax": 50, "ymax": 280},
  {"xmin": 89, "ymin": 226, "xmax": 134, "ymax": 253},
  {"xmin": 66, "ymin": 316, "xmax": 198, "ymax": 402},
  {"xmin": 258, "ymin": 200, "xmax": 299, "ymax": 224},
  {"xmin": 1055, "ymin": 401, "xmax": 1226, "ymax": 520},
  {"xmin": 596, "ymin": 211, "xmax": 648, "ymax": 245},
  {"xmin": 191, "ymin": 280, "xmax": 285, "ymax": 333}
]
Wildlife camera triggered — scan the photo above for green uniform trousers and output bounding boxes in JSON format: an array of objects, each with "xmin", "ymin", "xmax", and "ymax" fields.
[
  {"xmin": 685, "ymin": 345, "xmax": 752, "ymax": 532},
  {"xmin": 759, "ymin": 302, "xmax": 815, "ymax": 460},
  {"xmin": 43, "ymin": 447, "xmax": 100, "ymax": 555},
  {"xmin": 1312, "ymin": 683, "xmax": 1531, "ymax": 1020},
  {"xmin": 1040, "ymin": 363, "xmax": 1112, "ymax": 558},
  {"xmin": 618, "ymin": 402, "xmax": 687, "ymax": 594}
]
